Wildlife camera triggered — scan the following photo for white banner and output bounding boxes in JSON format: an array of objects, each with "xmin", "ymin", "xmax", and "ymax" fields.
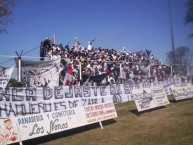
[
  {"xmin": 132, "ymin": 88, "xmax": 157, "ymax": 112},
  {"xmin": 0, "ymin": 66, "xmax": 15, "ymax": 88},
  {"xmin": 171, "ymin": 85, "xmax": 193, "ymax": 100},
  {"xmin": 0, "ymin": 84, "xmax": 132, "ymax": 118},
  {"xmin": 15, "ymin": 102, "xmax": 117, "ymax": 141},
  {"xmin": 127, "ymin": 79, "xmax": 178, "ymax": 96},
  {"xmin": 0, "ymin": 118, "xmax": 19, "ymax": 145},
  {"xmin": 151, "ymin": 87, "xmax": 170, "ymax": 107},
  {"xmin": 1, "ymin": 80, "xmax": 188, "ymax": 117},
  {"xmin": 132, "ymin": 87, "xmax": 170, "ymax": 112},
  {"xmin": 15, "ymin": 58, "xmax": 61, "ymax": 87}
]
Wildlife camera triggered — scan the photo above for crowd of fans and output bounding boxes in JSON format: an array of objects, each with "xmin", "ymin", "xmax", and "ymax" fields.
[{"xmin": 40, "ymin": 37, "xmax": 171, "ymax": 86}]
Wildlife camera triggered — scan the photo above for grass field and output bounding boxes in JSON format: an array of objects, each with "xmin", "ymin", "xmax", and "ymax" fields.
[{"xmin": 22, "ymin": 97, "xmax": 193, "ymax": 145}]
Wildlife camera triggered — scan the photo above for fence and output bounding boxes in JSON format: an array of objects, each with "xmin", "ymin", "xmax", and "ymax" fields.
[{"xmin": 1, "ymin": 55, "xmax": 193, "ymax": 86}]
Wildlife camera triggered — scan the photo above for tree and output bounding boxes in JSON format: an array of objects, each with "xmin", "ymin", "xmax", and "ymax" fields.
[
  {"xmin": 0, "ymin": 0, "xmax": 15, "ymax": 33},
  {"xmin": 185, "ymin": 0, "xmax": 193, "ymax": 37},
  {"xmin": 166, "ymin": 46, "xmax": 193, "ymax": 76}
]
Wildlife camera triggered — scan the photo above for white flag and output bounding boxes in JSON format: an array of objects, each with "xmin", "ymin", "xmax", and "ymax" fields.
[
  {"xmin": 15, "ymin": 58, "xmax": 62, "ymax": 87},
  {"xmin": 0, "ymin": 65, "xmax": 15, "ymax": 88}
]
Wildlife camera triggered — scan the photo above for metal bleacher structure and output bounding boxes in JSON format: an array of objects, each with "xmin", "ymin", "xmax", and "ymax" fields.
[{"xmin": 1, "ymin": 37, "xmax": 192, "ymax": 87}]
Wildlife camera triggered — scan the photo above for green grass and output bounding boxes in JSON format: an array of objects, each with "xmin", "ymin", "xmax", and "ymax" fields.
[{"xmin": 22, "ymin": 97, "xmax": 193, "ymax": 145}]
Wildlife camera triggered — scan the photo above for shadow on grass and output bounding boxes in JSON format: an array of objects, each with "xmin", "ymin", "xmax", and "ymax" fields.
[
  {"xmin": 169, "ymin": 98, "xmax": 192, "ymax": 103},
  {"xmin": 14, "ymin": 119, "xmax": 117, "ymax": 145},
  {"xmin": 169, "ymin": 98, "xmax": 177, "ymax": 103},
  {"xmin": 129, "ymin": 106, "xmax": 166, "ymax": 116}
]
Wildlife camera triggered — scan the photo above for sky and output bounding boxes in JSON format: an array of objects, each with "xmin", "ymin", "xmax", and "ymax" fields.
[{"xmin": 0, "ymin": 0, "xmax": 193, "ymax": 66}]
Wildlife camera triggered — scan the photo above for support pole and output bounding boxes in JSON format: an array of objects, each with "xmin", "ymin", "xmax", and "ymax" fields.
[
  {"xmin": 15, "ymin": 119, "xmax": 23, "ymax": 145},
  {"xmin": 171, "ymin": 65, "xmax": 173, "ymax": 77},
  {"xmin": 18, "ymin": 57, "xmax": 21, "ymax": 82},
  {"xmin": 119, "ymin": 63, "xmax": 122, "ymax": 83},
  {"xmin": 99, "ymin": 121, "xmax": 103, "ymax": 129},
  {"xmin": 148, "ymin": 65, "xmax": 151, "ymax": 78},
  {"xmin": 187, "ymin": 66, "xmax": 190, "ymax": 77},
  {"xmin": 16, "ymin": 51, "xmax": 23, "ymax": 83},
  {"xmin": 79, "ymin": 61, "xmax": 82, "ymax": 82}
]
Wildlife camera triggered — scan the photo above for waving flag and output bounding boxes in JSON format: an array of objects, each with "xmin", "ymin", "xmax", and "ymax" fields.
[
  {"xmin": 0, "ymin": 66, "xmax": 15, "ymax": 88},
  {"xmin": 15, "ymin": 58, "xmax": 62, "ymax": 87}
]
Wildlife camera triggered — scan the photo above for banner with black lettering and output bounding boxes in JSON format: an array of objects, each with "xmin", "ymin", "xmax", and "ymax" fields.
[
  {"xmin": 15, "ymin": 58, "xmax": 61, "ymax": 87},
  {"xmin": 151, "ymin": 87, "xmax": 170, "ymax": 107},
  {"xmin": 0, "ymin": 66, "xmax": 15, "ymax": 88},
  {"xmin": 0, "ymin": 84, "xmax": 132, "ymax": 118},
  {"xmin": 171, "ymin": 85, "xmax": 193, "ymax": 100},
  {"xmin": 15, "ymin": 103, "xmax": 117, "ymax": 141},
  {"xmin": 132, "ymin": 88, "xmax": 157, "ymax": 112},
  {"xmin": 132, "ymin": 87, "xmax": 170, "ymax": 112}
]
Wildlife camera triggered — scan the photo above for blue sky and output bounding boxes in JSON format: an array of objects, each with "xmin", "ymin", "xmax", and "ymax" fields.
[{"xmin": 0, "ymin": 0, "xmax": 192, "ymax": 65}]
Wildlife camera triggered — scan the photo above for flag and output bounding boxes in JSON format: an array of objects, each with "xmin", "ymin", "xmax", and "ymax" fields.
[
  {"xmin": 0, "ymin": 65, "xmax": 15, "ymax": 88},
  {"xmin": 14, "ymin": 58, "xmax": 62, "ymax": 87}
]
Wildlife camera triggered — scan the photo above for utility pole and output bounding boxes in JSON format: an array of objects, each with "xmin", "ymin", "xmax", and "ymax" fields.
[{"xmin": 168, "ymin": 0, "xmax": 175, "ymax": 65}]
